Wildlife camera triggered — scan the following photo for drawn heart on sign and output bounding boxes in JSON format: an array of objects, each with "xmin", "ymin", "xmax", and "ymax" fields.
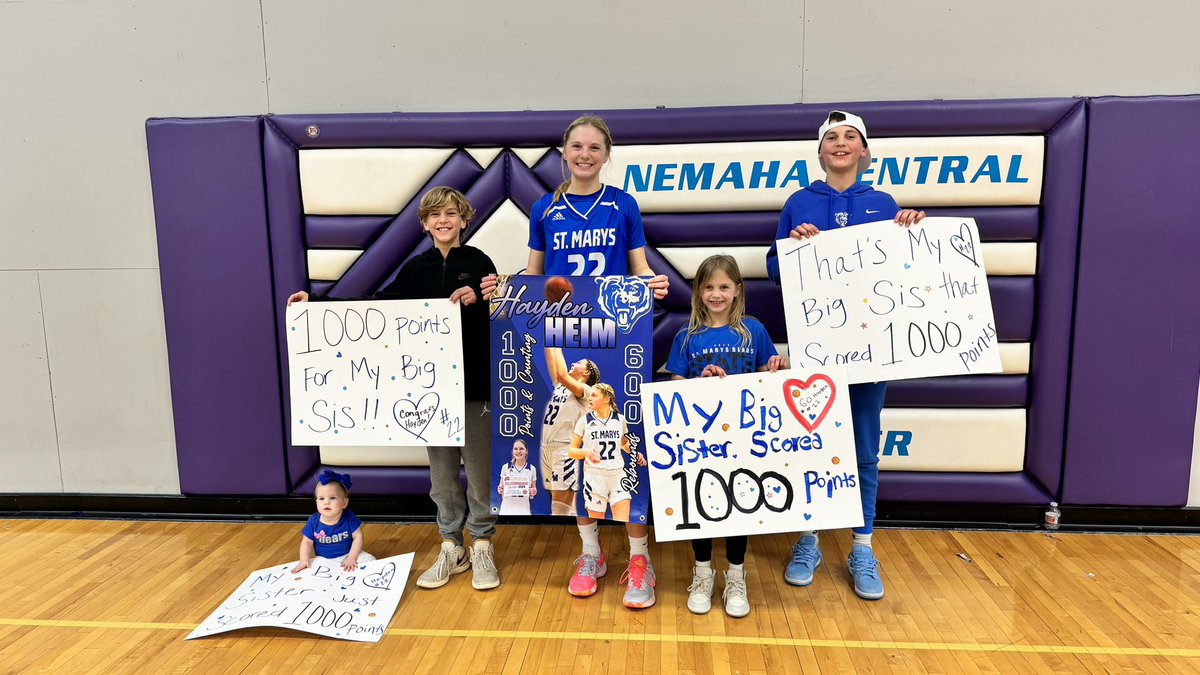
[
  {"xmin": 392, "ymin": 393, "xmax": 440, "ymax": 441},
  {"xmin": 782, "ymin": 375, "xmax": 837, "ymax": 433},
  {"xmin": 949, "ymin": 222, "xmax": 980, "ymax": 268},
  {"xmin": 363, "ymin": 562, "xmax": 396, "ymax": 590}
]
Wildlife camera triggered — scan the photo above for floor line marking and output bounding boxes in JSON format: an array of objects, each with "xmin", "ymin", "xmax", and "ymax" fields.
[{"xmin": 2, "ymin": 618, "xmax": 1197, "ymax": 658}]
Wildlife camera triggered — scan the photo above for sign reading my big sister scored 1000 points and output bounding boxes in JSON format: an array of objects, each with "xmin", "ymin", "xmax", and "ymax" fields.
[
  {"xmin": 777, "ymin": 217, "xmax": 1003, "ymax": 384},
  {"xmin": 641, "ymin": 368, "xmax": 863, "ymax": 542},
  {"xmin": 286, "ymin": 299, "xmax": 466, "ymax": 446}
]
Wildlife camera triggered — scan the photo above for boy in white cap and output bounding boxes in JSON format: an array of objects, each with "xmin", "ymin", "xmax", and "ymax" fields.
[{"xmin": 765, "ymin": 110, "xmax": 925, "ymax": 600}]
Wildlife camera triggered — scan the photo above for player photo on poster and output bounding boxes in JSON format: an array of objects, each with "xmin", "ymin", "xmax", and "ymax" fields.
[{"xmin": 488, "ymin": 274, "xmax": 654, "ymax": 523}]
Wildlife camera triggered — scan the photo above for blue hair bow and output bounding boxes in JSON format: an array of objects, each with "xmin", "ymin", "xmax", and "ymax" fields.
[{"xmin": 318, "ymin": 469, "xmax": 352, "ymax": 491}]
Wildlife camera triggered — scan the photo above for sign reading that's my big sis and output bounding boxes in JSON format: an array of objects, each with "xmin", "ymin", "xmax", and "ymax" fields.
[
  {"xmin": 778, "ymin": 218, "xmax": 1003, "ymax": 384},
  {"xmin": 640, "ymin": 368, "xmax": 863, "ymax": 542}
]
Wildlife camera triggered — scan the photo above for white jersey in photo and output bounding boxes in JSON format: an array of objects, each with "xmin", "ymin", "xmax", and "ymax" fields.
[
  {"xmin": 499, "ymin": 462, "xmax": 536, "ymax": 515},
  {"xmin": 540, "ymin": 383, "xmax": 592, "ymax": 449},
  {"xmin": 573, "ymin": 410, "xmax": 628, "ymax": 471}
]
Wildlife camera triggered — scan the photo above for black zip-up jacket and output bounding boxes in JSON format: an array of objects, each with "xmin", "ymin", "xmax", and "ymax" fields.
[
  {"xmin": 315, "ymin": 244, "xmax": 496, "ymax": 401},
  {"xmin": 380, "ymin": 245, "xmax": 496, "ymax": 401}
]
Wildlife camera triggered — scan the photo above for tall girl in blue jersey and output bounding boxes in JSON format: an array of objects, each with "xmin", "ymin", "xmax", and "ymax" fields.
[
  {"xmin": 666, "ymin": 254, "xmax": 787, "ymax": 618},
  {"xmin": 766, "ymin": 111, "xmax": 924, "ymax": 600},
  {"xmin": 483, "ymin": 115, "xmax": 669, "ymax": 609}
]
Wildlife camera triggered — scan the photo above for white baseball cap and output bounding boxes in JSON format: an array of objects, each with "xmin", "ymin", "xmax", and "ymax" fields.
[
  {"xmin": 818, "ymin": 111, "xmax": 869, "ymax": 144},
  {"xmin": 817, "ymin": 111, "xmax": 871, "ymax": 173}
]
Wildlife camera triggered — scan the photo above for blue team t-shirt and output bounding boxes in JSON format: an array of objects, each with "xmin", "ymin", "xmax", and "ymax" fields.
[
  {"xmin": 301, "ymin": 511, "xmax": 362, "ymax": 558},
  {"xmin": 665, "ymin": 318, "xmax": 777, "ymax": 379},
  {"xmin": 528, "ymin": 185, "xmax": 647, "ymax": 276}
]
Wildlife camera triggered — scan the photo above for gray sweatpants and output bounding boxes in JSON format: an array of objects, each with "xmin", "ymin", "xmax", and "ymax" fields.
[{"xmin": 426, "ymin": 400, "xmax": 496, "ymax": 546}]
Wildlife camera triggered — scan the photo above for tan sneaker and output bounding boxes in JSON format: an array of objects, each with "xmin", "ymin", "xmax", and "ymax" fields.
[
  {"xmin": 416, "ymin": 540, "xmax": 469, "ymax": 589},
  {"xmin": 686, "ymin": 566, "xmax": 715, "ymax": 614},
  {"xmin": 471, "ymin": 539, "xmax": 500, "ymax": 590}
]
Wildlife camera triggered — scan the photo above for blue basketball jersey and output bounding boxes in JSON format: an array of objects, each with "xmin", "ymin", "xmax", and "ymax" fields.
[{"xmin": 528, "ymin": 185, "xmax": 647, "ymax": 276}]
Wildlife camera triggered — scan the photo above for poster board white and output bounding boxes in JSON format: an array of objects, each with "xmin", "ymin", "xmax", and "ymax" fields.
[
  {"xmin": 286, "ymin": 299, "xmax": 466, "ymax": 446},
  {"xmin": 777, "ymin": 217, "xmax": 1003, "ymax": 384},
  {"xmin": 641, "ymin": 368, "xmax": 863, "ymax": 542},
  {"xmin": 187, "ymin": 553, "xmax": 414, "ymax": 643}
]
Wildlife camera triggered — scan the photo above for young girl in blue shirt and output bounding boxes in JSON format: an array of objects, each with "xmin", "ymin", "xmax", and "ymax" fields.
[{"xmin": 665, "ymin": 254, "xmax": 787, "ymax": 617}]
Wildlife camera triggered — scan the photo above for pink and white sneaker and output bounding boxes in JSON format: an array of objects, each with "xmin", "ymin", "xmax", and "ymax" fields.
[
  {"xmin": 568, "ymin": 547, "xmax": 607, "ymax": 597},
  {"xmin": 621, "ymin": 555, "xmax": 656, "ymax": 608}
]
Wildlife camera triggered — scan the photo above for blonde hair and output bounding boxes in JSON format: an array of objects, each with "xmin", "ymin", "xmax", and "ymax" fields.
[
  {"xmin": 592, "ymin": 382, "xmax": 616, "ymax": 409},
  {"xmin": 418, "ymin": 186, "xmax": 476, "ymax": 244},
  {"xmin": 542, "ymin": 115, "xmax": 614, "ymax": 218},
  {"xmin": 685, "ymin": 254, "xmax": 751, "ymax": 347}
]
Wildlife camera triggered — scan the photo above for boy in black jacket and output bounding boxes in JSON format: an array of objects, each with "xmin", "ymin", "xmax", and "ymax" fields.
[{"xmin": 287, "ymin": 187, "xmax": 500, "ymax": 590}]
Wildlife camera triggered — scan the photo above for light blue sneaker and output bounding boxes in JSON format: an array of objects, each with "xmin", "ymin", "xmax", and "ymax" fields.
[
  {"xmin": 847, "ymin": 544, "xmax": 884, "ymax": 600},
  {"xmin": 784, "ymin": 535, "xmax": 822, "ymax": 586}
]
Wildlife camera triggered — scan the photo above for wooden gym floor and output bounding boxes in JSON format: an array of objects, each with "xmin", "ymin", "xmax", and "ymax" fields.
[{"xmin": 0, "ymin": 519, "xmax": 1197, "ymax": 673}]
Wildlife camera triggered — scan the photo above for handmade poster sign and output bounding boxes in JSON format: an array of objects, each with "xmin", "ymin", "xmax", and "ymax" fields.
[
  {"xmin": 777, "ymin": 217, "xmax": 1002, "ymax": 384},
  {"xmin": 488, "ymin": 274, "xmax": 654, "ymax": 523},
  {"xmin": 286, "ymin": 299, "xmax": 466, "ymax": 446},
  {"xmin": 187, "ymin": 553, "xmax": 414, "ymax": 643},
  {"xmin": 641, "ymin": 368, "xmax": 863, "ymax": 542}
]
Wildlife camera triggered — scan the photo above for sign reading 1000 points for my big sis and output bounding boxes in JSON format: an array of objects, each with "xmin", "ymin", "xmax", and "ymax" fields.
[
  {"xmin": 641, "ymin": 368, "xmax": 863, "ymax": 542},
  {"xmin": 778, "ymin": 217, "xmax": 1002, "ymax": 384},
  {"xmin": 286, "ymin": 299, "xmax": 466, "ymax": 446}
]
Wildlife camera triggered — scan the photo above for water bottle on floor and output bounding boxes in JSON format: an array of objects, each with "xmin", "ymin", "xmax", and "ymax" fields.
[{"xmin": 1044, "ymin": 502, "xmax": 1061, "ymax": 530}]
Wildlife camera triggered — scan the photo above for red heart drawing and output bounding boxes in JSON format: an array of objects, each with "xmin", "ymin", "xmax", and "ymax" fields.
[{"xmin": 782, "ymin": 375, "xmax": 836, "ymax": 433}]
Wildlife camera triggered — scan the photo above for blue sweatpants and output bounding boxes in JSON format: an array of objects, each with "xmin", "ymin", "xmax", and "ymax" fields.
[{"xmin": 848, "ymin": 382, "xmax": 886, "ymax": 535}]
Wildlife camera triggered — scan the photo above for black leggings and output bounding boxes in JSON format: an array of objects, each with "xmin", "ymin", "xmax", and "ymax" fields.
[{"xmin": 691, "ymin": 536, "xmax": 748, "ymax": 566}]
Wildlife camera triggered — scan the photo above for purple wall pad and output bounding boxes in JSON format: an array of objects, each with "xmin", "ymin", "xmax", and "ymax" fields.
[
  {"xmin": 1063, "ymin": 95, "xmax": 1200, "ymax": 506},
  {"xmin": 886, "ymin": 375, "xmax": 1028, "ymax": 408},
  {"xmin": 1022, "ymin": 101, "xmax": 1087, "ymax": 499},
  {"xmin": 262, "ymin": 119, "xmax": 320, "ymax": 491},
  {"xmin": 306, "ymin": 216, "xmax": 393, "ymax": 249},
  {"xmin": 509, "ymin": 154, "xmax": 553, "ymax": 210},
  {"xmin": 878, "ymin": 472, "xmax": 1048, "ymax": 503},
  {"xmin": 147, "ymin": 117, "xmax": 288, "ymax": 495},
  {"xmin": 922, "ymin": 207, "xmax": 1040, "ymax": 242},
  {"xmin": 297, "ymin": 466, "xmax": 441, "ymax": 497},
  {"xmin": 989, "ymin": 277, "xmax": 1035, "ymax": 341},
  {"xmin": 146, "ymin": 98, "xmax": 1086, "ymax": 499},
  {"xmin": 269, "ymin": 99, "xmax": 1079, "ymax": 147}
]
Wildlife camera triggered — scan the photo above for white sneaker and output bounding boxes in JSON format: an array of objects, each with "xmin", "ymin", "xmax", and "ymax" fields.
[
  {"xmin": 723, "ymin": 568, "xmax": 750, "ymax": 618},
  {"xmin": 416, "ymin": 540, "xmax": 469, "ymax": 589},
  {"xmin": 471, "ymin": 539, "xmax": 500, "ymax": 590},
  {"xmin": 686, "ymin": 566, "xmax": 715, "ymax": 614}
]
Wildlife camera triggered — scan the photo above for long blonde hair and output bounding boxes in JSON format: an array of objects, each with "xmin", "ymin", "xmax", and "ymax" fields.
[
  {"xmin": 542, "ymin": 115, "xmax": 614, "ymax": 218},
  {"xmin": 685, "ymin": 254, "xmax": 751, "ymax": 347}
]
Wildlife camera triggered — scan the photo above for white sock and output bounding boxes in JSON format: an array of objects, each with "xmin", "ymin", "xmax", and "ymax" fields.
[
  {"xmin": 578, "ymin": 523, "xmax": 601, "ymax": 557},
  {"xmin": 695, "ymin": 560, "xmax": 712, "ymax": 569},
  {"xmin": 852, "ymin": 532, "xmax": 873, "ymax": 548},
  {"xmin": 728, "ymin": 563, "xmax": 744, "ymax": 572},
  {"xmin": 629, "ymin": 535, "xmax": 650, "ymax": 560}
]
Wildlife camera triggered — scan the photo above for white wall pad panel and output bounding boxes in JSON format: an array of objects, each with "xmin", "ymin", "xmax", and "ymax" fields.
[
  {"xmin": 878, "ymin": 408, "xmax": 1026, "ymax": 472},
  {"xmin": 0, "ymin": 0, "xmax": 267, "ymax": 270},
  {"xmin": 980, "ymin": 243, "xmax": 1037, "ymax": 276},
  {"xmin": 300, "ymin": 148, "xmax": 455, "ymax": 215},
  {"xmin": 466, "ymin": 200, "xmax": 535, "ymax": 274},
  {"xmin": 307, "ymin": 249, "xmax": 364, "ymax": 282},
  {"xmin": 320, "ymin": 445, "xmax": 431, "ymax": 467},
  {"xmin": 465, "ymin": 147, "xmax": 504, "ymax": 168},
  {"xmin": 511, "ymin": 147, "xmax": 550, "ymax": 168},
  {"xmin": 0, "ymin": 272, "xmax": 63, "ymax": 492},
  {"xmin": 659, "ymin": 246, "xmax": 770, "ymax": 280},
  {"xmin": 612, "ymin": 137, "xmax": 1044, "ymax": 213},
  {"xmin": 39, "ymin": 269, "xmax": 180, "ymax": 493},
  {"xmin": 1000, "ymin": 343, "xmax": 1030, "ymax": 375}
]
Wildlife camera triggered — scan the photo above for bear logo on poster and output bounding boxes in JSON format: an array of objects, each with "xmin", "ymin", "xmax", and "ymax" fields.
[{"xmin": 595, "ymin": 277, "xmax": 652, "ymax": 334}]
